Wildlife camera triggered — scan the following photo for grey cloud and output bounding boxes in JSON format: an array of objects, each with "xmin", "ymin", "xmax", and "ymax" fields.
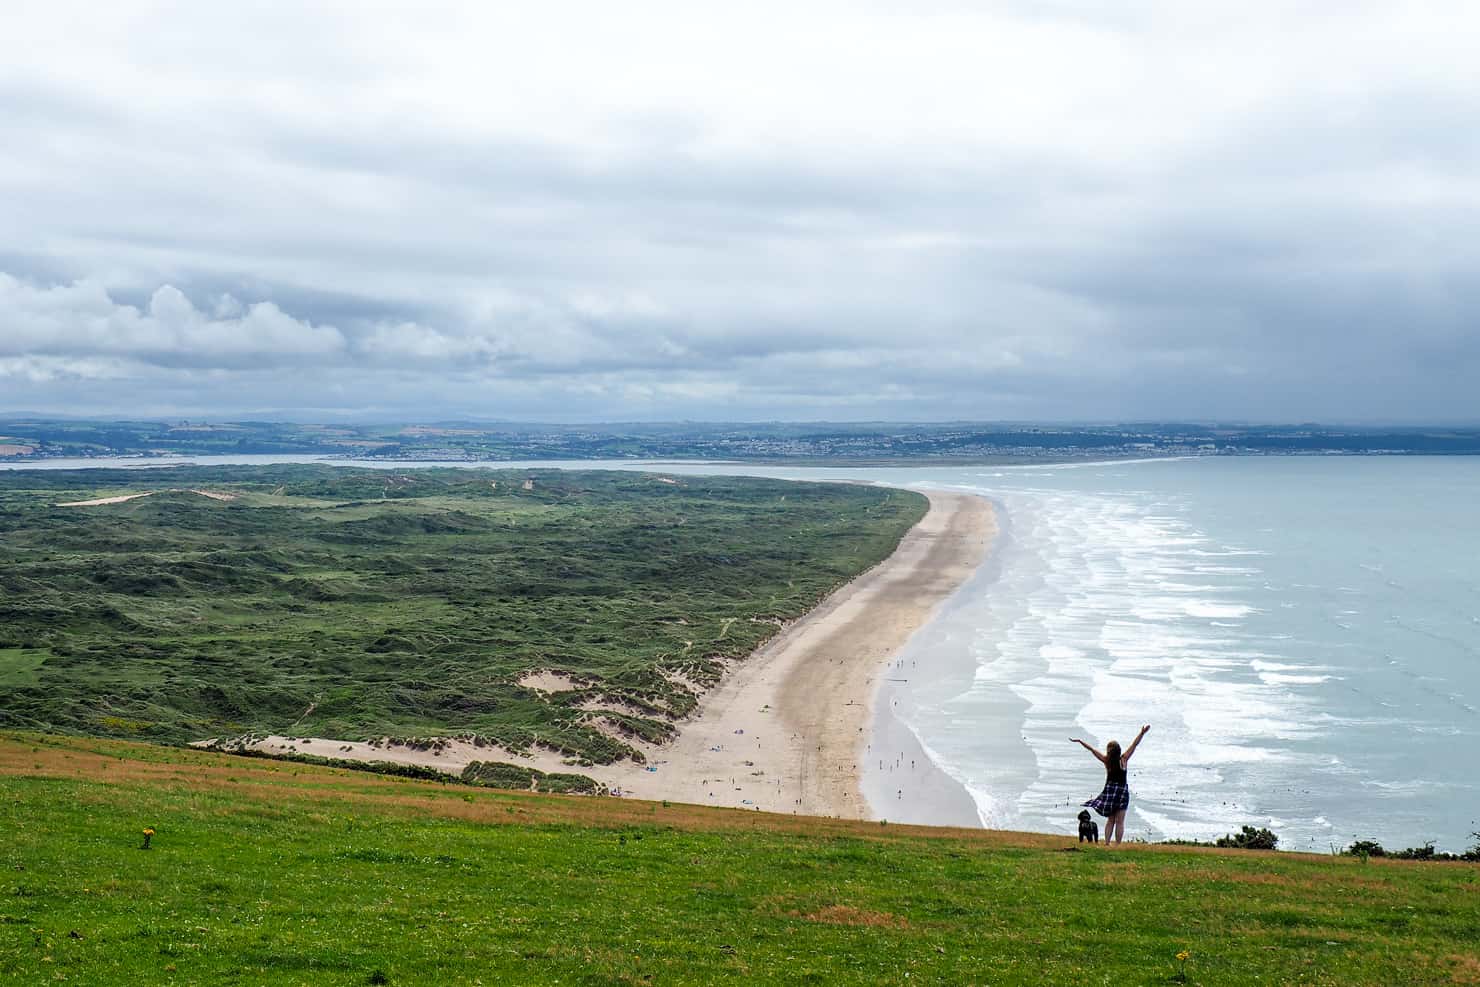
[
  {"xmin": 2, "ymin": 1, "xmax": 1479, "ymax": 422},
  {"xmin": 0, "ymin": 276, "xmax": 345, "ymax": 369}
]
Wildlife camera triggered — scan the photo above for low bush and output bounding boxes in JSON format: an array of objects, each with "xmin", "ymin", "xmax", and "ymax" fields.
[
  {"xmin": 1344, "ymin": 835, "xmax": 1480, "ymax": 862},
  {"xmin": 461, "ymin": 759, "xmax": 603, "ymax": 795},
  {"xmin": 1215, "ymin": 825, "xmax": 1279, "ymax": 850}
]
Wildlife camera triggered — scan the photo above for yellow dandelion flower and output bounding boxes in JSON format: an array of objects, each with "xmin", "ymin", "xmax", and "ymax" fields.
[{"xmin": 1176, "ymin": 950, "xmax": 1191, "ymax": 962}]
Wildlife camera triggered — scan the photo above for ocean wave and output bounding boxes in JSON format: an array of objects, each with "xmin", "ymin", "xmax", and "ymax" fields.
[
  {"xmin": 1190, "ymin": 565, "xmax": 1263, "ymax": 576},
  {"xmin": 1188, "ymin": 548, "xmax": 1272, "ymax": 557},
  {"xmin": 1183, "ymin": 601, "xmax": 1259, "ymax": 619},
  {"xmin": 1252, "ymin": 659, "xmax": 1328, "ymax": 672},
  {"xmin": 1258, "ymin": 672, "xmax": 1336, "ymax": 686},
  {"xmin": 915, "ymin": 462, "xmax": 1480, "ymax": 850}
]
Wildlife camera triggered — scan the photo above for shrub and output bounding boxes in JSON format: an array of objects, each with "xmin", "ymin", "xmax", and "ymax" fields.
[
  {"xmin": 1215, "ymin": 826, "xmax": 1279, "ymax": 851},
  {"xmin": 1346, "ymin": 836, "xmax": 1480, "ymax": 863},
  {"xmin": 461, "ymin": 761, "xmax": 537, "ymax": 790},
  {"xmin": 539, "ymin": 772, "xmax": 604, "ymax": 795},
  {"xmin": 1345, "ymin": 839, "xmax": 1386, "ymax": 858},
  {"xmin": 460, "ymin": 760, "xmax": 603, "ymax": 795}
]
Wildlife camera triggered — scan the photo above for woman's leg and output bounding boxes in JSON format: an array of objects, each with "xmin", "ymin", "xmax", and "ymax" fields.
[{"xmin": 1109, "ymin": 810, "xmax": 1126, "ymax": 844}]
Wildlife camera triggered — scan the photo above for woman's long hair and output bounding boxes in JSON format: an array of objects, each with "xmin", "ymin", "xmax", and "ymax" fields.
[{"xmin": 1105, "ymin": 740, "xmax": 1122, "ymax": 767}]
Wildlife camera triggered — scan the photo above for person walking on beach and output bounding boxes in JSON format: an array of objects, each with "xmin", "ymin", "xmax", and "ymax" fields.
[{"xmin": 1070, "ymin": 725, "xmax": 1149, "ymax": 845}]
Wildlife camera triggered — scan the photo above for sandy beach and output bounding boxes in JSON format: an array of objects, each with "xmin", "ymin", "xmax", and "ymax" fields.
[{"xmin": 203, "ymin": 487, "xmax": 995, "ymax": 822}]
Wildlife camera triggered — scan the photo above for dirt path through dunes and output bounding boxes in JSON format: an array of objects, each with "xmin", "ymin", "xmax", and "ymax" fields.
[
  {"xmin": 57, "ymin": 489, "xmax": 236, "ymax": 507},
  {"xmin": 56, "ymin": 492, "xmax": 158, "ymax": 507}
]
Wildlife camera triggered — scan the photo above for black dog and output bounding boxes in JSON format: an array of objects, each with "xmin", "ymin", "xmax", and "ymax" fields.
[{"xmin": 1077, "ymin": 809, "xmax": 1100, "ymax": 843}]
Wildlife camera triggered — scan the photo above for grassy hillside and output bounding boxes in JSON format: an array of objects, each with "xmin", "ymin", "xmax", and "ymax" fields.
[
  {"xmin": 0, "ymin": 466, "xmax": 925, "ymax": 766},
  {"xmin": 2, "ymin": 733, "xmax": 1477, "ymax": 986}
]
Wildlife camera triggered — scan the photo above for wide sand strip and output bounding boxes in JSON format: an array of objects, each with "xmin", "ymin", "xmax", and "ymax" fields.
[
  {"xmin": 202, "ymin": 488, "xmax": 995, "ymax": 820},
  {"xmin": 588, "ymin": 489, "xmax": 995, "ymax": 818}
]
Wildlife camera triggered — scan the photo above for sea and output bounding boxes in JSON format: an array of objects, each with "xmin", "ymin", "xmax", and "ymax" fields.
[
  {"xmin": 863, "ymin": 455, "xmax": 1480, "ymax": 853},
  {"xmin": 7, "ymin": 453, "xmax": 1477, "ymax": 852}
]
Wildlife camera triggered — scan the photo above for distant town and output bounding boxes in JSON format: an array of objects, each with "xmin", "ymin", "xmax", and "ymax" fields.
[{"xmin": 3, "ymin": 418, "xmax": 1480, "ymax": 464}]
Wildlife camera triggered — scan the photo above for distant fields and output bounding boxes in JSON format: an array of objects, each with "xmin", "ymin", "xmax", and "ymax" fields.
[
  {"xmin": 8, "ymin": 417, "xmax": 1480, "ymax": 464},
  {"xmin": 0, "ymin": 466, "xmax": 926, "ymax": 766},
  {"xmin": 3, "ymin": 733, "xmax": 1478, "ymax": 986}
]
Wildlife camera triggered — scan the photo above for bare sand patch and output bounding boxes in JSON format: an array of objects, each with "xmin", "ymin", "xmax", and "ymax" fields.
[
  {"xmin": 57, "ymin": 488, "xmax": 237, "ymax": 507},
  {"xmin": 196, "ymin": 735, "xmax": 580, "ymax": 776},
  {"xmin": 56, "ymin": 492, "xmax": 157, "ymax": 507},
  {"xmin": 577, "ymin": 697, "xmax": 659, "ymax": 719},
  {"xmin": 579, "ymin": 716, "xmax": 667, "ymax": 757},
  {"xmin": 519, "ymin": 671, "xmax": 583, "ymax": 693},
  {"xmin": 660, "ymin": 666, "xmax": 713, "ymax": 690}
]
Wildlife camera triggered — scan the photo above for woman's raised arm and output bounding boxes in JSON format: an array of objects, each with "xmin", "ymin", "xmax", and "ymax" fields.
[
  {"xmin": 1121, "ymin": 724, "xmax": 1151, "ymax": 764},
  {"xmin": 1069, "ymin": 737, "xmax": 1106, "ymax": 764}
]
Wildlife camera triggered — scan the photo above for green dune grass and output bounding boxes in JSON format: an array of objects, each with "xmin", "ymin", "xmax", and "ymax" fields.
[
  {"xmin": 2, "ymin": 734, "xmax": 1477, "ymax": 986},
  {"xmin": 0, "ymin": 466, "xmax": 924, "ymax": 770}
]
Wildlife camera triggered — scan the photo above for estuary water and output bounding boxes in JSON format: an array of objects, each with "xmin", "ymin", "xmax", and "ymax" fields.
[{"xmin": 7, "ymin": 453, "xmax": 1477, "ymax": 850}]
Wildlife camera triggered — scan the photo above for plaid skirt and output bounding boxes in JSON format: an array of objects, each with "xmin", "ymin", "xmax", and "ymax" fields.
[{"xmin": 1084, "ymin": 781, "xmax": 1130, "ymax": 817}]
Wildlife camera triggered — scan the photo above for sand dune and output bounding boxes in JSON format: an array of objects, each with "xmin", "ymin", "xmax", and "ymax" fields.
[{"xmin": 200, "ymin": 488, "xmax": 994, "ymax": 821}]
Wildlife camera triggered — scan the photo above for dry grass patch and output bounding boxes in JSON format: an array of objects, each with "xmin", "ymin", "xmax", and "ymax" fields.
[
  {"xmin": 1443, "ymin": 952, "xmax": 1480, "ymax": 984},
  {"xmin": 798, "ymin": 904, "xmax": 911, "ymax": 929},
  {"xmin": 1226, "ymin": 870, "xmax": 1399, "ymax": 892}
]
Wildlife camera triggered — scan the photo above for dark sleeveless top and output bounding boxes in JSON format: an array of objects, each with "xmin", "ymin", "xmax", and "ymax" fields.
[{"xmin": 1106, "ymin": 760, "xmax": 1127, "ymax": 785}]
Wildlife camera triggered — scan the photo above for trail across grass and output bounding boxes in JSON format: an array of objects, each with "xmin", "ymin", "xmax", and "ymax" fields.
[{"xmin": 3, "ymin": 734, "xmax": 1477, "ymax": 985}]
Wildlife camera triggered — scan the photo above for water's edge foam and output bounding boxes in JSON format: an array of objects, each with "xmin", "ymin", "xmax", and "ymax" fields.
[{"xmin": 860, "ymin": 487, "xmax": 1007, "ymax": 829}]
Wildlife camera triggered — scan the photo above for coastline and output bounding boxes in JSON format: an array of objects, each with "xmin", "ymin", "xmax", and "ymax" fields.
[
  {"xmin": 860, "ymin": 494, "xmax": 1007, "ymax": 827},
  {"xmin": 202, "ymin": 488, "xmax": 996, "ymax": 823}
]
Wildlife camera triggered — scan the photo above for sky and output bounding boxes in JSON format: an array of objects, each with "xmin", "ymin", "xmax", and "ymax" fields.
[{"xmin": 2, "ymin": 1, "xmax": 1477, "ymax": 423}]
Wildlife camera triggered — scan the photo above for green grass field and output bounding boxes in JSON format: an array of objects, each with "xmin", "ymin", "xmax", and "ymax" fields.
[
  {"xmin": 0, "ymin": 466, "xmax": 924, "ymax": 772},
  {"xmin": 3, "ymin": 733, "xmax": 1477, "ymax": 986}
]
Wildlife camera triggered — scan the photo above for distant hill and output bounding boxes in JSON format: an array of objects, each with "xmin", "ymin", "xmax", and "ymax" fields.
[{"xmin": 5, "ymin": 417, "xmax": 1480, "ymax": 462}]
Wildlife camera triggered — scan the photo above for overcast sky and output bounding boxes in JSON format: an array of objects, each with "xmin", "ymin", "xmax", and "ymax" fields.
[{"xmin": 2, "ymin": 1, "xmax": 1477, "ymax": 422}]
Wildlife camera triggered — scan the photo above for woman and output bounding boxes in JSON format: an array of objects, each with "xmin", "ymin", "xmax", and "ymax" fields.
[{"xmin": 1070, "ymin": 724, "xmax": 1149, "ymax": 845}]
